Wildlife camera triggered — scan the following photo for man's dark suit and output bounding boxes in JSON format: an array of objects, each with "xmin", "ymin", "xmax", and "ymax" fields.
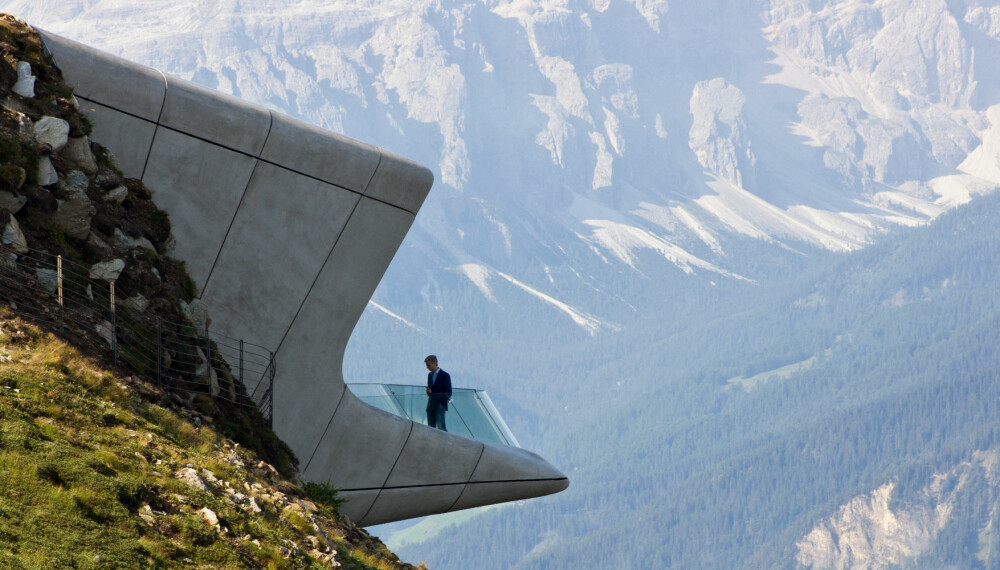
[{"xmin": 426, "ymin": 369, "xmax": 452, "ymax": 431}]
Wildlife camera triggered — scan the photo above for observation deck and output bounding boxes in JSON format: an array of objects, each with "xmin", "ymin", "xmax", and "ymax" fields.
[{"xmin": 348, "ymin": 384, "xmax": 520, "ymax": 448}]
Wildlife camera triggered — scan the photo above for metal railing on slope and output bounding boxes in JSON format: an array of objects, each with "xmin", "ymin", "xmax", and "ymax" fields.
[{"xmin": 0, "ymin": 244, "xmax": 274, "ymax": 420}]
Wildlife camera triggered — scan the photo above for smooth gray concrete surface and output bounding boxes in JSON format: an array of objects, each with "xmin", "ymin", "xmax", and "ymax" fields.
[
  {"xmin": 260, "ymin": 113, "xmax": 380, "ymax": 193},
  {"xmin": 361, "ymin": 485, "xmax": 468, "ymax": 526},
  {"xmin": 40, "ymin": 30, "xmax": 166, "ymax": 122},
  {"xmin": 141, "ymin": 127, "xmax": 259, "ymax": 290},
  {"xmin": 201, "ymin": 162, "xmax": 361, "ymax": 351},
  {"xmin": 301, "ymin": 392, "xmax": 413, "ymax": 489},
  {"xmin": 364, "ymin": 152, "xmax": 436, "ymax": 214},
  {"xmin": 74, "ymin": 99, "xmax": 157, "ymax": 179},
  {"xmin": 271, "ymin": 197, "xmax": 415, "ymax": 460},
  {"xmin": 39, "ymin": 27, "xmax": 568, "ymax": 527},
  {"xmin": 469, "ymin": 443, "xmax": 567, "ymax": 482},
  {"xmin": 337, "ymin": 489, "xmax": 381, "ymax": 523},
  {"xmin": 384, "ymin": 424, "xmax": 484, "ymax": 487},
  {"xmin": 160, "ymin": 76, "xmax": 272, "ymax": 156},
  {"xmin": 450, "ymin": 479, "xmax": 571, "ymax": 512}
]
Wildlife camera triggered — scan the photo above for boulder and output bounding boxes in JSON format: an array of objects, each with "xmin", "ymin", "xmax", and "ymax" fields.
[
  {"xmin": 102, "ymin": 185, "xmax": 128, "ymax": 204},
  {"xmin": 175, "ymin": 467, "xmax": 210, "ymax": 493},
  {"xmin": 60, "ymin": 136, "xmax": 98, "ymax": 173},
  {"xmin": 35, "ymin": 268, "xmax": 58, "ymax": 295},
  {"xmin": 11, "ymin": 61, "xmax": 34, "ymax": 98},
  {"xmin": 33, "ymin": 116, "xmax": 71, "ymax": 152},
  {"xmin": 181, "ymin": 299, "xmax": 211, "ymax": 336},
  {"xmin": 89, "ymin": 258, "xmax": 125, "ymax": 282},
  {"xmin": 119, "ymin": 294, "xmax": 149, "ymax": 313},
  {"xmin": 37, "ymin": 156, "xmax": 58, "ymax": 187},
  {"xmin": 0, "ymin": 212, "xmax": 28, "ymax": 254},
  {"xmin": 95, "ymin": 320, "xmax": 114, "ymax": 346},
  {"xmin": 86, "ymin": 232, "xmax": 113, "ymax": 256},
  {"xmin": 0, "ymin": 189, "xmax": 27, "ymax": 213},
  {"xmin": 58, "ymin": 170, "xmax": 90, "ymax": 195},
  {"xmin": 112, "ymin": 228, "xmax": 156, "ymax": 252},
  {"xmin": 53, "ymin": 180, "xmax": 96, "ymax": 240}
]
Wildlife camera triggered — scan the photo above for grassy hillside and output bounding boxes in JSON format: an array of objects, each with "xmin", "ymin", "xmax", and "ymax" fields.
[{"xmin": 0, "ymin": 312, "xmax": 420, "ymax": 568}]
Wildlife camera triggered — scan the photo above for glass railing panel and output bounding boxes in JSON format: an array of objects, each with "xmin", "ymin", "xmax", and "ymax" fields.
[{"xmin": 347, "ymin": 383, "xmax": 519, "ymax": 447}]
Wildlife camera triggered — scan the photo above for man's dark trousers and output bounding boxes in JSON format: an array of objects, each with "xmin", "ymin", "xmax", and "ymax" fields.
[{"xmin": 426, "ymin": 369, "xmax": 452, "ymax": 431}]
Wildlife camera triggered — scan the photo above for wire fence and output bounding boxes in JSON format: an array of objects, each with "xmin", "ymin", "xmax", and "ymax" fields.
[{"xmin": 0, "ymin": 244, "xmax": 274, "ymax": 420}]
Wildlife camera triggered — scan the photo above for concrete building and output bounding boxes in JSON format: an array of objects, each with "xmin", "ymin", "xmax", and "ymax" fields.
[{"xmin": 38, "ymin": 29, "xmax": 568, "ymax": 526}]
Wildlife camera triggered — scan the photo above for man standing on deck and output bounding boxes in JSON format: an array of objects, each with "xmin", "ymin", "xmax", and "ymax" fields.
[{"xmin": 425, "ymin": 355, "xmax": 452, "ymax": 431}]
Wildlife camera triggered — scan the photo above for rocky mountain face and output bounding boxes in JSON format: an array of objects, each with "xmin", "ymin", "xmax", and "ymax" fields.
[
  {"xmin": 9, "ymin": 0, "xmax": 1000, "ymax": 298},
  {"xmin": 797, "ymin": 449, "xmax": 1000, "ymax": 569}
]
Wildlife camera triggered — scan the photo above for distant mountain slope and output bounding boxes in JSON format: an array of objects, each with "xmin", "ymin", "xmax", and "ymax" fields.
[{"xmin": 392, "ymin": 174, "xmax": 1000, "ymax": 569}]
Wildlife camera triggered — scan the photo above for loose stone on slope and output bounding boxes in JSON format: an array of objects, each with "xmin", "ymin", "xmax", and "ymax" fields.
[
  {"xmin": 36, "ymin": 156, "xmax": 58, "ymax": 187},
  {"xmin": 33, "ymin": 116, "xmax": 71, "ymax": 152},
  {"xmin": 11, "ymin": 61, "xmax": 34, "ymax": 98}
]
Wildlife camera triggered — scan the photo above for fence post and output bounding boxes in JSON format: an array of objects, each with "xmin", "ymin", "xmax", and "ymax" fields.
[
  {"xmin": 56, "ymin": 255, "xmax": 63, "ymax": 307},
  {"xmin": 157, "ymin": 317, "xmax": 163, "ymax": 388},
  {"xmin": 268, "ymin": 350, "xmax": 275, "ymax": 423},
  {"xmin": 239, "ymin": 339, "xmax": 244, "ymax": 408},
  {"xmin": 110, "ymin": 281, "xmax": 117, "ymax": 366}
]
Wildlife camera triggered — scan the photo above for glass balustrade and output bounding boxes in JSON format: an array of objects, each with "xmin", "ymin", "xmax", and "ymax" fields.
[{"xmin": 347, "ymin": 383, "xmax": 520, "ymax": 447}]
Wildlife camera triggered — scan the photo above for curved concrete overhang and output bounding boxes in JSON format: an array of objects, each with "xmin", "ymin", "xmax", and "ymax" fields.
[{"xmin": 37, "ymin": 29, "xmax": 567, "ymax": 526}]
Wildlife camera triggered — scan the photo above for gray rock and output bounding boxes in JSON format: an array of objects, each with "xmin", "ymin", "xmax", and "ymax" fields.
[
  {"xmin": 37, "ymin": 156, "xmax": 58, "ymax": 187},
  {"xmin": 53, "ymin": 181, "xmax": 96, "ymax": 240},
  {"xmin": 175, "ymin": 467, "xmax": 210, "ymax": 493},
  {"xmin": 200, "ymin": 507, "xmax": 219, "ymax": 527},
  {"xmin": 11, "ymin": 62, "xmax": 34, "ymax": 98},
  {"xmin": 89, "ymin": 258, "xmax": 125, "ymax": 282},
  {"xmin": 60, "ymin": 137, "xmax": 98, "ymax": 174},
  {"xmin": 112, "ymin": 228, "xmax": 156, "ymax": 252},
  {"xmin": 0, "ymin": 251, "xmax": 16, "ymax": 267},
  {"xmin": 102, "ymin": 185, "xmax": 128, "ymax": 204},
  {"xmin": 181, "ymin": 299, "xmax": 211, "ymax": 336},
  {"xmin": 0, "ymin": 214, "xmax": 28, "ymax": 254},
  {"xmin": 35, "ymin": 268, "xmax": 58, "ymax": 295},
  {"xmin": 0, "ymin": 189, "xmax": 27, "ymax": 213},
  {"xmin": 86, "ymin": 232, "xmax": 113, "ymax": 256},
  {"xmin": 34, "ymin": 117, "xmax": 71, "ymax": 152},
  {"xmin": 119, "ymin": 294, "xmax": 149, "ymax": 313},
  {"xmin": 95, "ymin": 321, "xmax": 113, "ymax": 346},
  {"xmin": 58, "ymin": 170, "xmax": 90, "ymax": 196}
]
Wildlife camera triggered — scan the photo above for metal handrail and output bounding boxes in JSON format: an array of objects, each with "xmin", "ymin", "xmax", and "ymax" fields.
[{"xmin": 0, "ymin": 244, "xmax": 275, "ymax": 420}]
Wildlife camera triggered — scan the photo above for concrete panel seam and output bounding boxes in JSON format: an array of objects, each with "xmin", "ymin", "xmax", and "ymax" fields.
[
  {"xmin": 356, "ymin": 488, "xmax": 382, "ymax": 527},
  {"xmin": 76, "ymin": 95, "xmax": 156, "ymax": 125},
  {"xmin": 355, "ymin": 420, "xmax": 415, "ymax": 526},
  {"xmin": 362, "ymin": 149, "xmax": 384, "ymax": 195},
  {"xmin": 74, "ymin": 98, "xmax": 410, "ymax": 215},
  {"xmin": 200, "ymin": 111, "xmax": 274, "ymax": 295},
  {"xmin": 139, "ymin": 125, "xmax": 162, "ymax": 189},
  {"xmin": 138, "ymin": 70, "xmax": 169, "ymax": 181},
  {"xmin": 444, "ymin": 444, "xmax": 485, "ymax": 513},
  {"xmin": 270, "ymin": 194, "xmax": 362, "ymax": 356},
  {"xmin": 379, "ymin": 420, "xmax": 416, "ymax": 490},
  {"xmin": 340, "ymin": 478, "xmax": 570, "ymax": 493},
  {"xmin": 301, "ymin": 386, "xmax": 348, "ymax": 475}
]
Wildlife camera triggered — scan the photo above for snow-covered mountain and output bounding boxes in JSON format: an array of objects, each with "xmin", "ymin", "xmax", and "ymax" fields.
[{"xmin": 8, "ymin": 0, "xmax": 1000, "ymax": 335}]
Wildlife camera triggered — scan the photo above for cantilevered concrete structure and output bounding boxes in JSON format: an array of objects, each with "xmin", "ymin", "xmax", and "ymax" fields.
[{"xmin": 38, "ymin": 29, "xmax": 567, "ymax": 526}]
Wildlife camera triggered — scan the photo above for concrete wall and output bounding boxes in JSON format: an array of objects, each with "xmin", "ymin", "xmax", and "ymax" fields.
[{"xmin": 39, "ymin": 29, "xmax": 567, "ymax": 526}]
